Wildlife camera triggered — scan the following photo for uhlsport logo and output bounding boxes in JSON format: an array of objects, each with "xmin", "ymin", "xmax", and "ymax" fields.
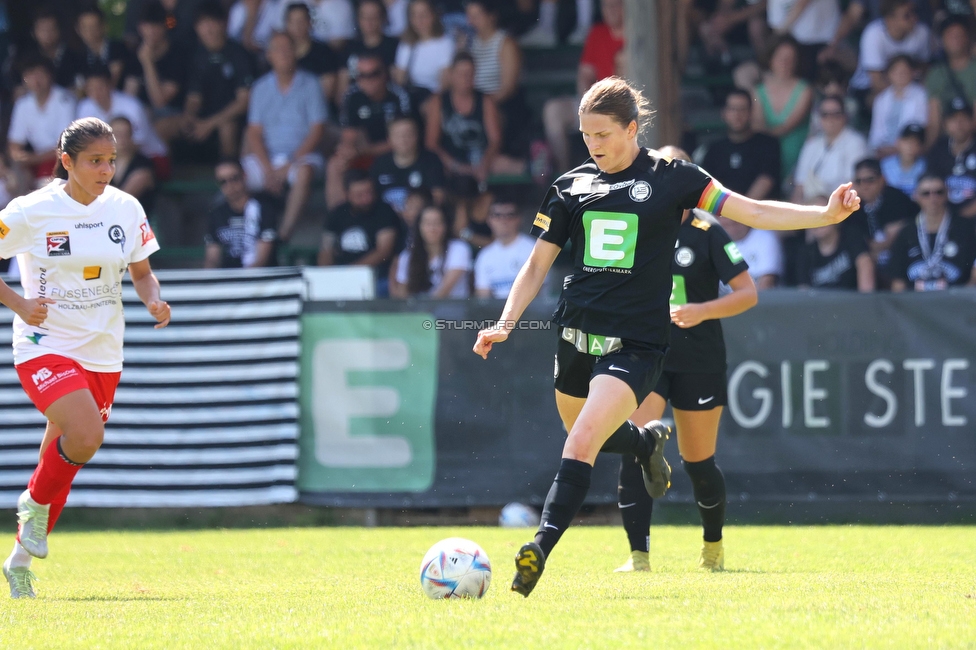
[
  {"xmin": 46, "ymin": 232, "xmax": 71, "ymax": 256},
  {"xmin": 31, "ymin": 368, "xmax": 53, "ymax": 386}
]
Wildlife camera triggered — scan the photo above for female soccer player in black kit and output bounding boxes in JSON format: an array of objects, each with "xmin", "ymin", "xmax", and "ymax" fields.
[
  {"xmin": 473, "ymin": 77, "xmax": 860, "ymax": 598},
  {"xmin": 613, "ymin": 146, "xmax": 757, "ymax": 575}
]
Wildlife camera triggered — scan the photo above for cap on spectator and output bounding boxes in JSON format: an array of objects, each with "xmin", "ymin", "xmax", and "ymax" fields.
[
  {"xmin": 944, "ymin": 96, "xmax": 973, "ymax": 118},
  {"xmin": 899, "ymin": 123, "xmax": 925, "ymax": 142}
]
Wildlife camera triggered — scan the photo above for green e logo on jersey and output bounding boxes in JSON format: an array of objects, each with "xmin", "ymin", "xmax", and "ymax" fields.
[
  {"xmin": 724, "ymin": 241, "xmax": 744, "ymax": 264},
  {"xmin": 582, "ymin": 211, "xmax": 639, "ymax": 269}
]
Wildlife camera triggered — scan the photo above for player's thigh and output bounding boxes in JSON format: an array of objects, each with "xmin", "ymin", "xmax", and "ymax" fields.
[
  {"xmin": 38, "ymin": 421, "xmax": 62, "ymax": 461},
  {"xmin": 672, "ymin": 406, "xmax": 723, "ymax": 462},
  {"xmin": 563, "ymin": 374, "xmax": 639, "ymax": 463},
  {"xmin": 553, "ymin": 337, "xmax": 593, "ymax": 432},
  {"xmin": 631, "ymin": 370, "xmax": 671, "ymax": 424},
  {"xmin": 44, "ymin": 389, "xmax": 104, "ymax": 448},
  {"xmin": 555, "ymin": 390, "xmax": 586, "ymax": 434}
]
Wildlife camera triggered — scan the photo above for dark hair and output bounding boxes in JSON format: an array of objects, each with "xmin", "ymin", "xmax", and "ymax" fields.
[
  {"xmin": 819, "ymin": 93, "xmax": 846, "ymax": 115},
  {"xmin": 402, "ymin": 0, "xmax": 445, "ymax": 45},
  {"xmin": 816, "ymin": 60, "xmax": 850, "ymax": 89},
  {"xmin": 32, "ymin": 6, "xmax": 59, "ymax": 26},
  {"xmin": 357, "ymin": 0, "xmax": 389, "ymax": 27},
  {"xmin": 917, "ymin": 171, "xmax": 946, "ymax": 187},
  {"xmin": 195, "ymin": 0, "xmax": 227, "ymax": 23},
  {"xmin": 108, "ymin": 115, "xmax": 133, "ymax": 130},
  {"xmin": 578, "ymin": 76, "xmax": 654, "ymax": 135},
  {"xmin": 406, "ymin": 205, "xmax": 450, "ymax": 295},
  {"xmin": 53, "ymin": 117, "xmax": 115, "ymax": 180},
  {"xmin": 452, "ymin": 51, "xmax": 475, "ymax": 67},
  {"xmin": 343, "ymin": 168, "xmax": 373, "ymax": 190},
  {"xmin": 83, "ymin": 63, "xmax": 112, "ymax": 81},
  {"xmin": 854, "ymin": 158, "xmax": 882, "ymax": 175},
  {"xmin": 285, "ymin": 2, "xmax": 311, "ymax": 20},
  {"xmin": 464, "ymin": 0, "xmax": 498, "ymax": 16},
  {"xmin": 880, "ymin": 0, "xmax": 912, "ymax": 18},
  {"xmin": 18, "ymin": 53, "xmax": 55, "ymax": 78},
  {"xmin": 725, "ymin": 88, "xmax": 752, "ymax": 107},
  {"xmin": 940, "ymin": 15, "xmax": 974, "ymax": 37},
  {"xmin": 140, "ymin": 0, "xmax": 168, "ymax": 25},
  {"xmin": 886, "ymin": 54, "xmax": 916, "ymax": 73},
  {"xmin": 76, "ymin": 4, "xmax": 105, "ymax": 23}
]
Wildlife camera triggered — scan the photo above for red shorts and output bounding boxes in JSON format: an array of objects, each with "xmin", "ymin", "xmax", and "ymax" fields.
[{"xmin": 16, "ymin": 355, "xmax": 121, "ymax": 422}]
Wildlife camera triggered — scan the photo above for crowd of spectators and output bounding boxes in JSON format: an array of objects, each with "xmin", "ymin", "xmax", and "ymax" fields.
[{"xmin": 2, "ymin": 0, "xmax": 976, "ymax": 297}]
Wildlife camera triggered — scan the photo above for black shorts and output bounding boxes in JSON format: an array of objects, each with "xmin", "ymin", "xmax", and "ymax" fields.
[
  {"xmin": 653, "ymin": 370, "xmax": 727, "ymax": 411},
  {"xmin": 554, "ymin": 337, "xmax": 668, "ymax": 403}
]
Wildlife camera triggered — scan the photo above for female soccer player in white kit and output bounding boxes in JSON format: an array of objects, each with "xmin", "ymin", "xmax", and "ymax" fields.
[{"xmin": 0, "ymin": 117, "xmax": 170, "ymax": 598}]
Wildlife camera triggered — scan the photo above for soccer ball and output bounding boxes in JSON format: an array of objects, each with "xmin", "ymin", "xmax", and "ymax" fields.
[
  {"xmin": 419, "ymin": 537, "xmax": 492, "ymax": 599},
  {"xmin": 499, "ymin": 502, "xmax": 540, "ymax": 528}
]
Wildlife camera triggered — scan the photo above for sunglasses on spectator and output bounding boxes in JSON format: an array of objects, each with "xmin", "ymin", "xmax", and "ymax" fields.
[
  {"xmin": 854, "ymin": 176, "xmax": 878, "ymax": 184},
  {"xmin": 918, "ymin": 188, "xmax": 946, "ymax": 197},
  {"xmin": 358, "ymin": 69, "xmax": 384, "ymax": 79},
  {"xmin": 217, "ymin": 174, "xmax": 243, "ymax": 186},
  {"xmin": 819, "ymin": 110, "xmax": 845, "ymax": 118}
]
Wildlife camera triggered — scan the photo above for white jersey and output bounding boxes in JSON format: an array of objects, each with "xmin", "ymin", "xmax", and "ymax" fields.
[{"xmin": 0, "ymin": 181, "xmax": 160, "ymax": 372}]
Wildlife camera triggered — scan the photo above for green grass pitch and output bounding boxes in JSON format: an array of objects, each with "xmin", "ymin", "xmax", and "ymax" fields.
[{"xmin": 1, "ymin": 526, "xmax": 973, "ymax": 648}]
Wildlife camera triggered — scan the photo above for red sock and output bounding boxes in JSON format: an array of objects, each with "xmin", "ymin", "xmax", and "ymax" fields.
[
  {"xmin": 27, "ymin": 437, "xmax": 84, "ymax": 506},
  {"xmin": 47, "ymin": 502, "xmax": 67, "ymax": 534}
]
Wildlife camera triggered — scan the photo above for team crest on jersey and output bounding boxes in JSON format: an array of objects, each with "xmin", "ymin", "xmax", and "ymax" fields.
[
  {"xmin": 46, "ymin": 232, "xmax": 71, "ymax": 256},
  {"xmin": 109, "ymin": 225, "xmax": 126, "ymax": 252},
  {"xmin": 629, "ymin": 181, "xmax": 651, "ymax": 202},
  {"xmin": 140, "ymin": 221, "xmax": 156, "ymax": 246},
  {"xmin": 675, "ymin": 247, "xmax": 695, "ymax": 267}
]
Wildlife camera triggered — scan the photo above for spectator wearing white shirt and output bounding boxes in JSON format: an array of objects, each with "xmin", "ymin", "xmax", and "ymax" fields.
[
  {"xmin": 227, "ymin": 0, "xmax": 287, "ymax": 53},
  {"xmin": 393, "ymin": 0, "xmax": 455, "ymax": 103},
  {"xmin": 474, "ymin": 199, "xmax": 535, "ymax": 299},
  {"xmin": 869, "ymin": 54, "xmax": 928, "ymax": 158},
  {"xmin": 717, "ymin": 216, "xmax": 783, "ymax": 290},
  {"xmin": 7, "ymin": 56, "xmax": 76, "ymax": 192},
  {"xmin": 385, "ymin": 0, "xmax": 408, "ymax": 36},
  {"xmin": 765, "ymin": 0, "xmax": 841, "ymax": 79},
  {"xmin": 76, "ymin": 66, "xmax": 169, "ymax": 162},
  {"xmin": 793, "ymin": 95, "xmax": 867, "ymax": 202},
  {"xmin": 393, "ymin": 204, "xmax": 472, "ymax": 298},
  {"xmin": 850, "ymin": 0, "xmax": 933, "ymax": 100}
]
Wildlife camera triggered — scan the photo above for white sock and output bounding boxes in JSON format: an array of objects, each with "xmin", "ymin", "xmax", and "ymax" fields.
[
  {"xmin": 7, "ymin": 541, "xmax": 32, "ymax": 569},
  {"xmin": 575, "ymin": 0, "xmax": 593, "ymax": 31},
  {"xmin": 538, "ymin": 0, "xmax": 557, "ymax": 31}
]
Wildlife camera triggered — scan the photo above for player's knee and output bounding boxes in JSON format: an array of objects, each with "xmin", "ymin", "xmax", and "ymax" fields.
[
  {"xmin": 62, "ymin": 419, "xmax": 105, "ymax": 458},
  {"xmin": 682, "ymin": 456, "xmax": 725, "ymax": 494}
]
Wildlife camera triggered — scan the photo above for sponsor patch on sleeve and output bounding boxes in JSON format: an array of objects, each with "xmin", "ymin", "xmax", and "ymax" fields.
[
  {"xmin": 724, "ymin": 241, "xmax": 744, "ymax": 264},
  {"xmin": 533, "ymin": 213, "xmax": 551, "ymax": 232},
  {"xmin": 0, "ymin": 218, "xmax": 10, "ymax": 239}
]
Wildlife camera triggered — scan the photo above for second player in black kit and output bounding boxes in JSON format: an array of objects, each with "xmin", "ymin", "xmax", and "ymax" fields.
[{"xmin": 473, "ymin": 77, "xmax": 862, "ymax": 598}]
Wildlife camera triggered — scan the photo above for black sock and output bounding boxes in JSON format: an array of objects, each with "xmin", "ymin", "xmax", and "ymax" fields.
[
  {"xmin": 600, "ymin": 420, "xmax": 651, "ymax": 459},
  {"xmin": 618, "ymin": 454, "xmax": 653, "ymax": 552},
  {"xmin": 533, "ymin": 458, "xmax": 592, "ymax": 557},
  {"xmin": 683, "ymin": 456, "xmax": 726, "ymax": 543}
]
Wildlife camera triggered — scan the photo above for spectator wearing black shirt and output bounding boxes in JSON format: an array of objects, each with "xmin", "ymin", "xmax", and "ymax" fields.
[
  {"xmin": 318, "ymin": 170, "xmax": 401, "ymax": 296},
  {"xmin": 926, "ymin": 96, "xmax": 976, "ymax": 217},
  {"xmin": 109, "ymin": 116, "xmax": 157, "ymax": 216},
  {"xmin": 326, "ymin": 54, "xmax": 412, "ymax": 208},
  {"xmin": 126, "ymin": 1, "xmax": 187, "ymax": 145},
  {"xmin": 890, "ymin": 173, "xmax": 976, "ymax": 291},
  {"xmin": 75, "ymin": 5, "xmax": 133, "ymax": 91},
  {"xmin": 797, "ymin": 223, "xmax": 874, "ymax": 291},
  {"xmin": 181, "ymin": 1, "xmax": 255, "ymax": 159},
  {"xmin": 370, "ymin": 116, "xmax": 445, "ymax": 214},
  {"xmin": 340, "ymin": 0, "xmax": 400, "ymax": 99},
  {"xmin": 23, "ymin": 7, "xmax": 79, "ymax": 91},
  {"xmin": 284, "ymin": 2, "xmax": 344, "ymax": 109},
  {"xmin": 700, "ymin": 89, "xmax": 781, "ymax": 200},
  {"xmin": 204, "ymin": 160, "xmax": 279, "ymax": 269},
  {"xmin": 843, "ymin": 158, "xmax": 917, "ymax": 286}
]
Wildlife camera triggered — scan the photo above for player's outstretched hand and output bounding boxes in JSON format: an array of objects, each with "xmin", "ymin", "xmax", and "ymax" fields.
[
  {"xmin": 670, "ymin": 303, "xmax": 706, "ymax": 329},
  {"xmin": 825, "ymin": 182, "xmax": 861, "ymax": 224},
  {"xmin": 148, "ymin": 300, "xmax": 171, "ymax": 329},
  {"xmin": 473, "ymin": 328, "xmax": 509, "ymax": 359},
  {"xmin": 16, "ymin": 297, "xmax": 55, "ymax": 327}
]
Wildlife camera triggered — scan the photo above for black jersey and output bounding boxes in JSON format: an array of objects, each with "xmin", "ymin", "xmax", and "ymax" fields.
[
  {"xmin": 529, "ymin": 149, "xmax": 717, "ymax": 345},
  {"xmin": 665, "ymin": 209, "xmax": 750, "ymax": 373}
]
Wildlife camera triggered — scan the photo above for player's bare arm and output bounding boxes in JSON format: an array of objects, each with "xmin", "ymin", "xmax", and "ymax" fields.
[
  {"xmin": 0, "ymin": 278, "xmax": 54, "ymax": 327},
  {"xmin": 715, "ymin": 182, "xmax": 861, "ymax": 230},
  {"xmin": 129, "ymin": 259, "xmax": 170, "ymax": 329}
]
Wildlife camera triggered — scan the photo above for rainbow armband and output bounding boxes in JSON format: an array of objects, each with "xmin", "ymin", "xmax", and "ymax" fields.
[{"xmin": 697, "ymin": 180, "xmax": 731, "ymax": 216}]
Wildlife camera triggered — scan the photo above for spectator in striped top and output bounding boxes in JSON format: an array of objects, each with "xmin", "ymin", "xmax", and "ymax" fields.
[{"xmin": 465, "ymin": 0, "xmax": 531, "ymax": 165}]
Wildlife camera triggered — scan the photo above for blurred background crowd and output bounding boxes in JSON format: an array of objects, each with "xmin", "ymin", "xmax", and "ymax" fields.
[{"xmin": 0, "ymin": 0, "xmax": 974, "ymax": 296}]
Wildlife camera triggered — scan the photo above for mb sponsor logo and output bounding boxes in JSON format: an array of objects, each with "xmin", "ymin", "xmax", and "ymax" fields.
[{"xmin": 31, "ymin": 368, "xmax": 53, "ymax": 386}]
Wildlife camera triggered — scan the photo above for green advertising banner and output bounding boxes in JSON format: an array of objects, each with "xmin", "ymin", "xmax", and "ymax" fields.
[{"xmin": 299, "ymin": 312, "xmax": 438, "ymax": 492}]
